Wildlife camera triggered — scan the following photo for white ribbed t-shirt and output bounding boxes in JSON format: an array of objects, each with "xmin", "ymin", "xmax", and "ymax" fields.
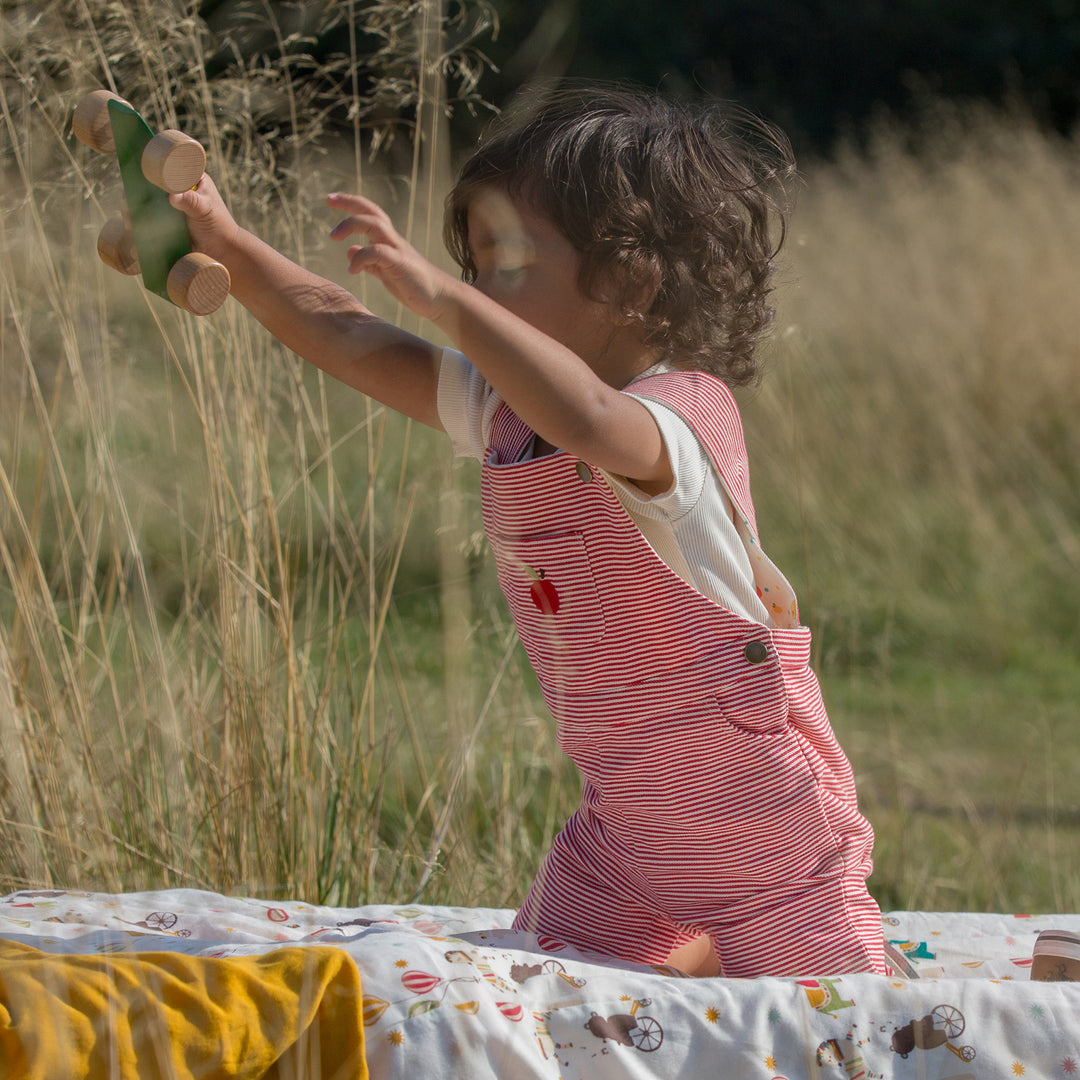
[{"xmin": 436, "ymin": 348, "xmax": 776, "ymax": 626}]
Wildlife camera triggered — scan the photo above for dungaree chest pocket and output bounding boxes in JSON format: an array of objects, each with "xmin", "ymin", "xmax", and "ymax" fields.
[{"xmin": 489, "ymin": 530, "xmax": 606, "ymax": 648}]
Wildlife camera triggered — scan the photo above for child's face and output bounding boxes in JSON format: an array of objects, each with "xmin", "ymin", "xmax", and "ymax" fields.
[{"xmin": 465, "ymin": 188, "xmax": 629, "ymax": 378}]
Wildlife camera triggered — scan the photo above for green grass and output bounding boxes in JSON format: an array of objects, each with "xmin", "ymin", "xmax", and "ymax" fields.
[
  {"xmin": 1, "ymin": 3, "xmax": 1078, "ymax": 916},
  {"xmin": 825, "ymin": 664, "xmax": 1080, "ymax": 912}
]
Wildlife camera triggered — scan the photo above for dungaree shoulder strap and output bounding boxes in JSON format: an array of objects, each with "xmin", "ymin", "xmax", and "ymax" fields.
[
  {"xmin": 629, "ymin": 371, "xmax": 760, "ymax": 543},
  {"xmin": 485, "ymin": 371, "xmax": 759, "ymax": 544},
  {"xmin": 487, "ymin": 401, "xmax": 535, "ymax": 465}
]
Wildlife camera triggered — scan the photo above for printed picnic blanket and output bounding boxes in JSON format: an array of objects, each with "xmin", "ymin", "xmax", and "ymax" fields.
[{"xmin": 1, "ymin": 889, "xmax": 1077, "ymax": 1079}]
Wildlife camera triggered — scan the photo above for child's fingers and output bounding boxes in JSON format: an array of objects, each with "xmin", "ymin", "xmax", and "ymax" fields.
[
  {"xmin": 328, "ymin": 215, "xmax": 366, "ymax": 241},
  {"xmin": 329, "ymin": 214, "xmax": 397, "ymax": 245},
  {"xmin": 346, "ymin": 246, "xmax": 367, "ymax": 275},
  {"xmin": 345, "ymin": 243, "xmax": 398, "ymax": 276},
  {"xmin": 169, "ymin": 174, "xmax": 217, "ymax": 218},
  {"xmin": 169, "ymin": 188, "xmax": 202, "ymax": 215},
  {"xmin": 327, "ymin": 191, "xmax": 383, "ymax": 215},
  {"xmin": 327, "ymin": 193, "xmax": 399, "ymax": 244}
]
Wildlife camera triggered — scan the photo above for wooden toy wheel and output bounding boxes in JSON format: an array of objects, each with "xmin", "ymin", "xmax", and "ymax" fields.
[
  {"xmin": 96, "ymin": 211, "xmax": 140, "ymax": 276},
  {"xmin": 142, "ymin": 131, "xmax": 206, "ymax": 193},
  {"xmin": 166, "ymin": 252, "xmax": 230, "ymax": 315},
  {"xmin": 72, "ymin": 90, "xmax": 131, "ymax": 153}
]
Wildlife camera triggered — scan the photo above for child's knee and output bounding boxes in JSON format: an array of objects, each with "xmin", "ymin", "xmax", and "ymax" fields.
[{"xmin": 663, "ymin": 933, "xmax": 721, "ymax": 977}]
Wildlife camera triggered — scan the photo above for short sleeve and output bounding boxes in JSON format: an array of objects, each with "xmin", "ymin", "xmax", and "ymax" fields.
[
  {"xmin": 436, "ymin": 347, "xmax": 504, "ymax": 461},
  {"xmin": 604, "ymin": 391, "xmax": 774, "ymax": 626},
  {"xmin": 603, "ymin": 394, "xmax": 710, "ymax": 521}
]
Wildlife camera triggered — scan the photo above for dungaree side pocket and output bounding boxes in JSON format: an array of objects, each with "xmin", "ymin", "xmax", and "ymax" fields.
[
  {"xmin": 489, "ymin": 530, "xmax": 606, "ymax": 648},
  {"xmin": 712, "ymin": 641, "xmax": 790, "ymax": 735}
]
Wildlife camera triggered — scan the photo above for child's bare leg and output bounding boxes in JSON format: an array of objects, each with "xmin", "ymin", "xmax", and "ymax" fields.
[{"xmin": 664, "ymin": 933, "xmax": 720, "ymax": 977}]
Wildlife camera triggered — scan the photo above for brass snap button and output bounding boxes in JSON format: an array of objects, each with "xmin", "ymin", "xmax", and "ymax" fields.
[
  {"xmin": 575, "ymin": 461, "xmax": 592, "ymax": 483},
  {"xmin": 743, "ymin": 640, "xmax": 769, "ymax": 665}
]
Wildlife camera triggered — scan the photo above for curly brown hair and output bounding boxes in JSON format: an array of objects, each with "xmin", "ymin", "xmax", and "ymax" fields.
[{"xmin": 444, "ymin": 84, "xmax": 796, "ymax": 387}]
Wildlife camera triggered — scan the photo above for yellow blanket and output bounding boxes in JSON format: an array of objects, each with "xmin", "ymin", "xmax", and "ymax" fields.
[{"xmin": 0, "ymin": 940, "xmax": 368, "ymax": 1080}]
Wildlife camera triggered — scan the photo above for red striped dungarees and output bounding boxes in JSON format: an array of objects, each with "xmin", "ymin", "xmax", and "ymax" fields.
[{"xmin": 483, "ymin": 371, "xmax": 886, "ymax": 977}]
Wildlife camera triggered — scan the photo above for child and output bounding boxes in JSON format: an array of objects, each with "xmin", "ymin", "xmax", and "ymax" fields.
[{"xmin": 171, "ymin": 85, "xmax": 887, "ymax": 978}]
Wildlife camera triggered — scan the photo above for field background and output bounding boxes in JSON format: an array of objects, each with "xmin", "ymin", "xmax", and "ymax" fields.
[{"xmin": 1, "ymin": 1, "xmax": 1078, "ymax": 916}]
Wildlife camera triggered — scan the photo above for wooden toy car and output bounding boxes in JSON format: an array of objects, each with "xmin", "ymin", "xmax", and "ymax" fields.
[{"xmin": 72, "ymin": 90, "xmax": 229, "ymax": 315}]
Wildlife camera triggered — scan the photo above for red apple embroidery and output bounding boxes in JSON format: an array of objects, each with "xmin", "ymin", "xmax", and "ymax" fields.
[{"xmin": 528, "ymin": 568, "xmax": 561, "ymax": 615}]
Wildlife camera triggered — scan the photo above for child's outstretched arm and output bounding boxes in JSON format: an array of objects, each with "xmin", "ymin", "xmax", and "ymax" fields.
[
  {"xmin": 329, "ymin": 194, "xmax": 673, "ymax": 491},
  {"xmin": 170, "ymin": 177, "xmax": 444, "ymax": 429}
]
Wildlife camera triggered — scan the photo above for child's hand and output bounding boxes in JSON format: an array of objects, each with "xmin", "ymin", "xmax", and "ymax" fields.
[
  {"xmin": 169, "ymin": 174, "xmax": 240, "ymax": 263},
  {"xmin": 328, "ymin": 193, "xmax": 454, "ymax": 323}
]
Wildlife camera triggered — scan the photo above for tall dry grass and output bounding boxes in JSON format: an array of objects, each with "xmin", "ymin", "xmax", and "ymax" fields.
[
  {"xmin": 1, "ymin": 3, "xmax": 1077, "ymax": 913},
  {"xmin": 755, "ymin": 101, "xmax": 1080, "ymax": 674},
  {"xmin": 0, "ymin": 0, "xmax": 561, "ymax": 907},
  {"xmin": 746, "ymin": 100, "xmax": 1080, "ymax": 911}
]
